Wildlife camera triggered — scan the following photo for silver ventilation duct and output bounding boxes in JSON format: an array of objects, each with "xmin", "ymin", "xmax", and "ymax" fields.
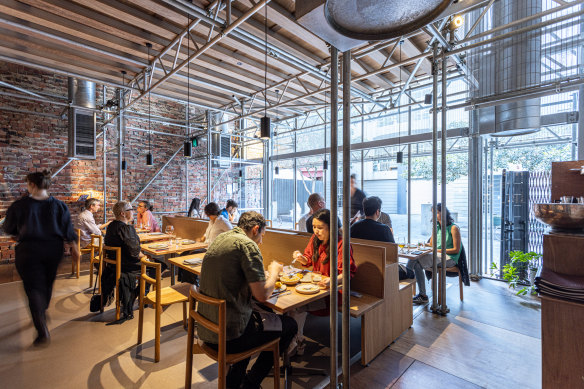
[
  {"xmin": 467, "ymin": 0, "xmax": 542, "ymax": 136},
  {"xmin": 68, "ymin": 78, "xmax": 96, "ymax": 159},
  {"xmin": 68, "ymin": 77, "xmax": 96, "ymax": 108}
]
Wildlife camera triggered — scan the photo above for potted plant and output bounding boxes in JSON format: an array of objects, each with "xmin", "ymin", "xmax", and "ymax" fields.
[{"xmin": 490, "ymin": 250, "xmax": 542, "ymax": 296}]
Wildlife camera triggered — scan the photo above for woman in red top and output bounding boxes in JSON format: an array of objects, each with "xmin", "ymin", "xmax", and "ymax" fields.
[{"xmin": 288, "ymin": 209, "xmax": 356, "ymax": 355}]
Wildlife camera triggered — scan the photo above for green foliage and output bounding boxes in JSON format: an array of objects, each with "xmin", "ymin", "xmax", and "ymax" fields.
[
  {"xmin": 410, "ymin": 152, "xmax": 469, "ymax": 183},
  {"xmin": 490, "ymin": 250, "xmax": 541, "ymax": 296}
]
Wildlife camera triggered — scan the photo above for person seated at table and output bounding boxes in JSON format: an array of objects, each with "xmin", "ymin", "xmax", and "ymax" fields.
[
  {"xmin": 350, "ymin": 196, "xmax": 395, "ymax": 243},
  {"xmin": 220, "ymin": 199, "xmax": 238, "ymax": 223},
  {"xmin": 136, "ymin": 200, "xmax": 160, "ymax": 232},
  {"xmin": 77, "ymin": 198, "xmax": 107, "ymax": 248},
  {"xmin": 187, "ymin": 197, "xmax": 201, "ymax": 218},
  {"xmin": 102, "ymin": 201, "xmax": 147, "ymax": 321},
  {"xmin": 197, "ymin": 211, "xmax": 297, "ymax": 389},
  {"xmin": 305, "ymin": 193, "xmax": 342, "ymax": 234},
  {"xmin": 198, "ymin": 202, "xmax": 232, "ymax": 245},
  {"xmin": 407, "ymin": 203, "xmax": 461, "ymax": 305},
  {"xmin": 290, "ymin": 209, "xmax": 356, "ymax": 356},
  {"xmin": 377, "ymin": 210, "xmax": 394, "ymax": 234}
]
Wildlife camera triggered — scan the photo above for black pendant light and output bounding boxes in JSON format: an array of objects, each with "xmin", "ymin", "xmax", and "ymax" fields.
[
  {"xmin": 184, "ymin": 14, "xmax": 192, "ymax": 158},
  {"xmin": 274, "ymin": 166, "xmax": 279, "ymax": 175},
  {"xmin": 121, "ymin": 70, "xmax": 127, "ymax": 170},
  {"xmin": 146, "ymin": 42, "xmax": 153, "ymax": 166},
  {"xmin": 259, "ymin": 4, "xmax": 271, "ymax": 140}
]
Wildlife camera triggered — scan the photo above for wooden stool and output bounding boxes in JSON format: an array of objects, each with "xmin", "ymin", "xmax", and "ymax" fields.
[
  {"xmin": 185, "ymin": 287, "xmax": 280, "ymax": 389},
  {"xmin": 437, "ymin": 266, "xmax": 464, "ymax": 301}
]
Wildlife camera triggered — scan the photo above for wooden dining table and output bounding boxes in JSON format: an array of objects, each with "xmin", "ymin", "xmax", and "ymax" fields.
[
  {"xmin": 141, "ymin": 240, "xmax": 208, "ymax": 285},
  {"xmin": 168, "ymin": 253, "xmax": 329, "ymax": 388}
]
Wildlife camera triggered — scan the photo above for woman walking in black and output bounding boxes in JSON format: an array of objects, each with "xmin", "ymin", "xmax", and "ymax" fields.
[{"xmin": 3, "ymin": 170, "xmax": 79, "ymax": 346}]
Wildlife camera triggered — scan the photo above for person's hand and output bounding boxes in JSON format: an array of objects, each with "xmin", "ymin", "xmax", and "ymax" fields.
[
  {"xmin": 139, "ymin": 251, "xmax": 145, "ymax": 259},
  {"xmin": 268, "ymin": 261, "xmax": 283, "ymax": 277},
  {"xmin": 318, "ymin": 276, "xmax": 330, "ymax": 289},
  {"xmin": 292, "ymin": 250, "xmax": 303, "ymax": 263}
]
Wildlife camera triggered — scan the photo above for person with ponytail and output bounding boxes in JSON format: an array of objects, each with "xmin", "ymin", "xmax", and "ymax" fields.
[
  {"xmin": 3, "ymin": 170, "xmax": 79, "ymax": 346},
  {"xmin": 288, "ymin": 209, "xmax": 356, "ymax": 355}
]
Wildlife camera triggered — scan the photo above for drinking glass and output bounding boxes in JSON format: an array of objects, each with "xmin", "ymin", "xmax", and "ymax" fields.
[
  {"xmin": 418, "ymin": 241, "xmax": 425, "ymax": 251},
  {"xmin": 397, "ymin": 236, "xmax": 405, "ymax": 253}
]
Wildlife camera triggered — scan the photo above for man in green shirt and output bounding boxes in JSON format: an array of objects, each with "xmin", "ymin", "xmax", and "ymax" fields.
[{"xmin": 198, "ymin": 211, "xmax": 297, "ymax": 389}]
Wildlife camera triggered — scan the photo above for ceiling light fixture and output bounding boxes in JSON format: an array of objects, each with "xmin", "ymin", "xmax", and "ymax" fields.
[
  {"xmin": 184, "ymin": 14, "xmax": 192, "ymax": 158},
  {"xmin": 260, "ymin": 5, "xmax": 271, "ymax": 140}
]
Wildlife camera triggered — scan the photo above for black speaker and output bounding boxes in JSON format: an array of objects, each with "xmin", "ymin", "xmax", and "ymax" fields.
[
  {"xmin": 184, "ymin": 141, "xmax": 192, "ymax": 157},
  {"xmin": 424, "ymin": 94, "xmax": 432, "ymax": 105},
  {"xmin": 146, "ymin": 153, "xmax": 153, "ymax": 166}
]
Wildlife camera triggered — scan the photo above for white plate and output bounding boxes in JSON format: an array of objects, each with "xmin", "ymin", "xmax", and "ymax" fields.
[
  {"xmin": 272, "ymin": 284, "xmax": 287, "ymax": 295},
  {"xmin": 149, "ymin": 243, "xmax": 169, "ymax": 249},
  {"xmin": 295, "ymin": 284, "xmax": 320, "ymax": 295}
]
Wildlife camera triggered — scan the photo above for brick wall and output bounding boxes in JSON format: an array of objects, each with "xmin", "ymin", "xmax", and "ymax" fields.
[{"xmin": 0, "ymin": 63, "xmax": 258, "ymax": 282}]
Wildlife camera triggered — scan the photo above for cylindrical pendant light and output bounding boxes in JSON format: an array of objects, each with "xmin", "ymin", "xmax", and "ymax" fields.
[
  {"xmin": 396, "ymin": 151, "xmax": 404, "ymax": 164},
  {"xmin": 146, "ymin": 153, "xmax": 153, "ymax": 166},
  {"xmin": 184, "ymin": 141, "xmax": 192, "ymax": 157},
  {"xmin": 260, "ymin": 116, "xmax": 271, "ymax": 139},
  {"xmin": 121, "ymin": 160, "xmax": 127, "ymax": 170}
]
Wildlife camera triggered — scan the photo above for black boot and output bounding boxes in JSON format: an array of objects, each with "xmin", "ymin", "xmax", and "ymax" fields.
[{"xmin": 31, "ymin": 310, "xmax": 50, "ymax": 347}]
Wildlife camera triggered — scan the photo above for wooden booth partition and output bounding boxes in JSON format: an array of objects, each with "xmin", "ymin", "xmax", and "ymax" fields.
[{"xmin": 162, "ymin": 216, "xmax": 208, "ymax": 241}]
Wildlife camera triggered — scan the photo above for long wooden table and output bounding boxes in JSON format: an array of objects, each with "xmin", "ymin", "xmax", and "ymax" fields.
[
  {"xmin": 141, "ymin": 241, "xmax": 208, "ymax": 284},
  {"xmin": 168, "ymin": 254, "xmax": 330, "ymax": 314}
]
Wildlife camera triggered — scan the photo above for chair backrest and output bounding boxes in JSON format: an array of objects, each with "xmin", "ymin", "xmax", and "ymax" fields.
[
  {"xmin": 76, "ymin": 228, "xmax": 82, "ymax": 250},
  {"xmin": 139, "ymin": 258, "xmax": 161, "ymax": 302},
  {"xmin": 89, "ymin": 234, "xmax": 103, "ymax": 258},
  {"xmin": 189, "ymin": 288, "xmax": 226, "ymax": 350},
  {"xmin": 102, "ymin": 245, "xmax": 121, "ymax": 280}
]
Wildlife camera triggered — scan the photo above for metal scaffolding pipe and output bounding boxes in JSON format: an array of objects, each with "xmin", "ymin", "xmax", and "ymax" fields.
[
  {"xmin": 342, "ymin": 49, "xmax": 351, "ymax": 389},
  {"xmin": 103, "ymin": 85, "xmax": 107, "ymax": 222},
  {"xmin": 430, "ymin": 43, "xmax": 439, "ymax": 312},
  {"xmin": 440, "ymin": 45, "xmax": 449, "ymax": 314},
  {"xmin": 131, "ymin": 146, "xmax": 184, "ymax": 203},
  {"xmin": 117, "ymin": 89, "xmax": 124, "ymax": 201},
  {"xmin": 51, "ymin": 158, "xmax": 75, "ymax": 179},
  {"xmin": 206, "ymin": 110, "xmax": 213, "ymax": 204},
  {"xmin": 329, "ymin": 46, "xmax": 339, "ymax": 389}
]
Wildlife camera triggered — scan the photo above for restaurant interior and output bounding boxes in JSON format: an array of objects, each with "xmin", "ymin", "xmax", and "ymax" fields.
[{"xmin": 1, "ymin": 0, "xmax": 583, "ymax": 388}]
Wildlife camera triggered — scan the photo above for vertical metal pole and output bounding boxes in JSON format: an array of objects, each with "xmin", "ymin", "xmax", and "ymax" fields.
[
  {"xmin": 483, "ymin": 144, "xmax": 489, "ymax": 274},
  {"xmin": 578, "ymin": 85, "xmax": 584, "ymax": 160},
  {"xmin": 407, "ymin": 106, "xmax": 412, "ymax": 243},
  {"xmin": 185, "ymin": 103, "xmax": 189, "ymax": 213},
  {"xmin": 324, "ymin": 110, "xmax": 327, "ymax": 202},
  {"xmin": 431, "ymin": 42, "xmax": 439, "ymax": 312},
  {"xmin": 117, "ymin": 88, "xmax": 124, "ymax": 201},
  {"xmin": 342, "ymin": 49, "xmax": 351, "ymax": 389},
  {"xmin": 226, "ymin": 0, "xmax": 232, "ymax": 26},
  {"xmin": 489, "ymin": 141, "xmax": 494, "ymax": 271},
  {"xmin": 206, "ymin": 110, "xmax": 212, "ymax": 204},
  {"xmin": 293, "ymin": 123, "xmax": 298, "ymax": 227},
  {"xmin": 440, "ymin": 46, "xmax": 449, "ymax": 314},
  {"xmin": 102, "ymin": 85, "xmax": 107, "ymax": 222},
  {"xmin": 264, "ymin": 139, "xmax": 270, "ymax": 217},
  {"xmin": 469, "ymin": 110, "xmax": 482, "ymax": 277},
  {"xmin": 329, "ymin": 46, "xmax": 339, "ymax": 389}
]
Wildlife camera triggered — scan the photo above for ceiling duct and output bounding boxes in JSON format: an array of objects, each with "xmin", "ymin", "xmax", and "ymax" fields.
[
  {"xmin": 467, "ymin": 0, "xmax": 542, "ymax": 137},
  {"xmin": 67, "ymin": 78, "xmax": 96, "ymax": 159}
]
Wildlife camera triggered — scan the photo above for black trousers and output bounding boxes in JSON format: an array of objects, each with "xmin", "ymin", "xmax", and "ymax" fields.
[
  {"xmin": 208, "ymin": 313, "xmax": 297, "ymax": 389},
  {"xmin": 15, "ymin": 241, "xmax": 64, "ymax": 335}
]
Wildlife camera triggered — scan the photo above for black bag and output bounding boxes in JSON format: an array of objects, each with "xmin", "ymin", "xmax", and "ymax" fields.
[{"xmin": 90, "ymin": 294, "xmax": 102, "ymax": 312}]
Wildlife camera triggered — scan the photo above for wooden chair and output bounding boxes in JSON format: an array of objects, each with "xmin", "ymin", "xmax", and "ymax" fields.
[
  {"xmin": 74, "ymin": 228, "xmax": 93, "ymax": 278},
  {"xmin": 102, "ymin": 245, "xmax": 122, "ymax": 320},
  {"xmin": 437, "ymin": 266, "xmax": 464, "ymax": 301},
  {"xmin": 137, "ymin": 258, "xmax": 190, "ymax": 362},
  {"xmin": 185, "ymin": 287, "xmax": 280, "ymax": 389},
  {"xmin": 89, "ymin": 234, "xmax": 103, "ymax": 292},
  {"xmin": 266, "ymin": 219, "xmax": 273, "ymax": 227}
]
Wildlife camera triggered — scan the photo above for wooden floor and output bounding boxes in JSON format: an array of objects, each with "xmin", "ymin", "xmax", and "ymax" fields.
[
  {"xmin": 350, "ymin": 279, "xmax": 541, "ymax": 389},
  {"xmin": 0, "ymin": 266, "xmax": 541, "ymax": 389}
]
